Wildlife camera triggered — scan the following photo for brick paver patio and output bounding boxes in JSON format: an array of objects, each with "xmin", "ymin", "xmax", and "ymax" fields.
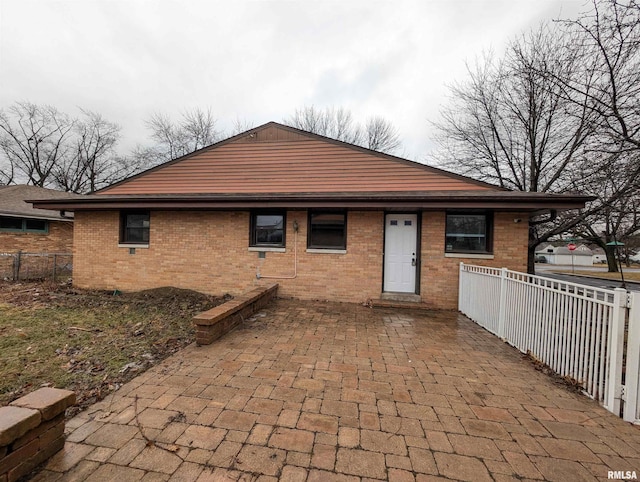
[{"xmin": 31, "ymin": 299, "xmax": 640, "ymax": 481}]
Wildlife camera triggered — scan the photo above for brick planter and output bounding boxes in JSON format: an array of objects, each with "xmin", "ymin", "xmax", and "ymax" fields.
[
  {"xmin": 194, "ymin": 283, "xmax": 278, "ymax": 345},
  {"xmin": 0, "ymin": 388, "xmax": 75, "ymax": 482}
]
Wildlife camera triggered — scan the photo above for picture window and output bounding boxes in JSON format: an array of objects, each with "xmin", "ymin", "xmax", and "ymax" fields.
[{"xmin": 445, "ymin": 212, "xmax": 493, "ymax": 254}]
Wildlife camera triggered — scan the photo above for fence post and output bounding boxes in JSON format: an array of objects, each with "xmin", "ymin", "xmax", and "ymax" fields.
[
  {"xmin": 605, "ymin": 288, "xmax": 627, "ymax": 415},
  {"xmin": 52, "ymin": 254, "xmax": 57, "ymax": 281},
  {"xmin": 624, "ymin": 291, "xmax": 640, "ymax": 422},
  {"xmin": 497, "ymin": 268, "xmax": 508, "ymax": 338},
  {"xmin": 458, "ymin": 262, "xmax": 465, "ymax": 312},
  {"xmin": 13, "ymin": 251, "xmax": 22, "ymax": 281}
]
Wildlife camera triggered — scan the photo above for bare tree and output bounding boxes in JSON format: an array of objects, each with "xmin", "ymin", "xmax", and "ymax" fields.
[
  {"xmin": 540, "ymin": 1, "xmax": 640, "ymax": 270},
  {"xmin": 433, "ymin": 2, "xmax": 640, "ymax": 273},
  {"xmin": 0, "ymin": 155, "xmax": 14, "ymax": 185},
  {"xmin": 554, "ymin": 0, "xmax": 640, "ymax": 153},
  {"xmin": 434, "ymin": 27, "xmax": 595, "ymax": 191},
  {"xmin": 365, "ymin": 116, "xmax": 401, "ymax": 153},
  {"xmin": 0, "ymin": 102, "xmax": 75, "ymax": 187},
  {"xmin": 285, "ymin": 106, "xmax": 361, "ymax": 144},
  {"xmin": 51, "ymin": 110, "xmax": 122, "ymax": 192},
  {"xmin": 230, "ymin": 117, "xmax": 256, "ymax": 136},
  {"xmin": 571, "ymin": 151, "xmax": 640, "ymax": 271},
  {"xmin": 433, "ymin": 27, "xmax": 601, "ymax": 271},
  {"xmin": 145, "ymin": 107, "xmax": 222, "ymax": 162},
  {"xmin": 0, "ymin": 101, "xmax": 144, "ymax": 193},
  {"xmin": 284, "ymin": 106, "xmax": 401, "ymax": 153},
  {"xmin": 182, "ymin": 108, "xmax": 220, "ymax": 152}
]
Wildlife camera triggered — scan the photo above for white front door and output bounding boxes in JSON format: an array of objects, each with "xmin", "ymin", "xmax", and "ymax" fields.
[{"xmin": 383, "ymin": 214, "xmax": 418, "ymax": 293}]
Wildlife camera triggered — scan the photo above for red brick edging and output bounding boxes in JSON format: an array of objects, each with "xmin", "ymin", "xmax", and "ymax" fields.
[
  {"xmin": 0, "ymin": 387, "xmax": 76, "ymax": 482},
  {"xmin": 193, "ymin": 283, "xmax": 278, "ymax": 345}
]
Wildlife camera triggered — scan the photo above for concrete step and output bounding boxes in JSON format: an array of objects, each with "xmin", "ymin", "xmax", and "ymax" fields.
[{"xmin": 370, "ymin": 299, "xmax": 438, "ymax": 310}]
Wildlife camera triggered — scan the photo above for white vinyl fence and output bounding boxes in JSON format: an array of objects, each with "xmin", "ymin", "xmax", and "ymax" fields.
[{"xmin": 458, "ymin": 263, "xmax": 640, "ymax": 422}]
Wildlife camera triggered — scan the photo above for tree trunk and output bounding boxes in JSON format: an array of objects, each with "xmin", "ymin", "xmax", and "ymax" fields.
[
  {"xmin": 587, "ymin": 236, "xmax": 619, "ymax": 273},
  {"xmin": 604, "ymin": 245, "xmax": 619, "ymax": 272},
  {"xmin": 527, "ymin": 245, "xmax": 537, "ymax": 274}
]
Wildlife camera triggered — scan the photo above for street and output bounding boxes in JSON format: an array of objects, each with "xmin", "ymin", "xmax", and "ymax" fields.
[{"xmin": 535, "ymin": 264, "xmax": 640, "ymax": 292}]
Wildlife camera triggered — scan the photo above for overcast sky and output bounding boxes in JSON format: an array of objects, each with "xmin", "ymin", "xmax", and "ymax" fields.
[{"xmin": 0, "ymin": 0, "xmax": 584, "ymax": 162}]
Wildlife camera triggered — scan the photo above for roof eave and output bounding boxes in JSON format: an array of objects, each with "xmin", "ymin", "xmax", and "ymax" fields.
[
  {"xmin": 29, "ymin": 195, "xmax": 592, "ymax": 213},
  {"xmin": 0, "ymin": 209, "xmax": 74, "ymax": 222}
]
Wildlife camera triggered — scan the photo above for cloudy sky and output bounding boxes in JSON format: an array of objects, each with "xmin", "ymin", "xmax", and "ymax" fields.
[{"xmin": 0, "ymin": 0, "xmax": 584, "ymax": 161}]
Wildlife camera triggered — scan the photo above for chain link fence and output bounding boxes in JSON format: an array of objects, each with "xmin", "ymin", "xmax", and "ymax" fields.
[{"xmin": 0, "ymin": 252, "xmax": 73, "ymax": 281}]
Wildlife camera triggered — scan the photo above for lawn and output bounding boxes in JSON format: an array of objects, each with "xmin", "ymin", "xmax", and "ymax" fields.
[{"xmin": 0, "ymin": 281, "xmax": 228, "ymax": 414}]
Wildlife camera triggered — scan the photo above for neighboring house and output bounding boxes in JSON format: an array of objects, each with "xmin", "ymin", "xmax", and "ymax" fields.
[
  {"xmin": 592, "ymin": 247, "xmax": 607, "ymax": 264},
  {"xmin": 0, "ymin": 185, "xmax": 76, "ymax": 253},
  {"xmin": 534, "ymin": 242, "xmax": 553, "ymax": 263},
  {"xmin": 31, "ymin": 122, "xmax": 591, "ymax": 309},
  {"xmin": 534, "ymin": 243, "xmax": 594, "ymax": 266}
]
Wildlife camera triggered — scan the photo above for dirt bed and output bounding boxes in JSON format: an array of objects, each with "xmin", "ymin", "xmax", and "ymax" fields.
[{"xmin": 0, "ymin": 280, "xmax": 230, "ymax": 415}]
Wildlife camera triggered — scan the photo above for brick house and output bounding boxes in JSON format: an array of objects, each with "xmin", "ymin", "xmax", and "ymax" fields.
[
  {"xmin": 31, "ymin": 123, "xmax": 590, "ymax": 309},
  {"xmin": 0, "ymin": 185, "xmax": 75, "ymax": 253}
]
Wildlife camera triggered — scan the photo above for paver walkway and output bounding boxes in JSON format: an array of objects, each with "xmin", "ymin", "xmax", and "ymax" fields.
[{"xmin": 32, "ymin": 299, "xmax": 640, "ymax": 481}]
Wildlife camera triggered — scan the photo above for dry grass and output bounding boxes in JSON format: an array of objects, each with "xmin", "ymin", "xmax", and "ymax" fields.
[
  {"xmin": 551, "ymin": 269, "xmax": 640, "ymax": 282},
  {"xmin": 0, "ymin": 281, "xmax": 229, "ymax": 415}
]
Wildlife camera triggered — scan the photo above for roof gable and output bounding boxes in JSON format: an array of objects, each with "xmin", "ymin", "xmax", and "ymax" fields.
[{"xmin": 99, "ymin": 122, "xmax": 498, "ymax": 195}]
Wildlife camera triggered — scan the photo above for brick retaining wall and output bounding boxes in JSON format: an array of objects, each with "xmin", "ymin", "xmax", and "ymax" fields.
[
  {"xmin": 0, "ymin": 388, "xmax": 75, "ymax": 482},
  {"xmin": 194, "ymin": 284, "xmax": 278, "ymax": 345}
]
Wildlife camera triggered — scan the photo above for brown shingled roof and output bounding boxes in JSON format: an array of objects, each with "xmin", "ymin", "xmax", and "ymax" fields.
[
  {"xmin": 98, "ymin": 122, "xmax": 497, "ymax": 195},
  {"xmin": 27, "ymin": 123, "xmax": 594, "ymax": 214},
  {"xmin": 0, "ymin": 185, "xmax": 79, "ymax": 221}
]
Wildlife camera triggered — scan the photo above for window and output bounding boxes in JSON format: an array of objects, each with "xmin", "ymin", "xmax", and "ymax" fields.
[
  {"xmin": 308, "ymin": 211, "xmax": 347, "ymax": 249},
  {"xmin": 0, "ymin": 216, "xmax": 48, "ymax": 233},
  {"xmin": 445, "ymin": 212, "xmax": 493, "ymax": 254},
  {"xmin": 25, "ymin": 219, "xmax": 47, "ymax": 231},
  {"xmin": 120, "ymin": 211, "xmax": 150, "ymax": 244},
  {"xmin": 250, "ymin": 211, "xmax": 286, "ymax": 247}
]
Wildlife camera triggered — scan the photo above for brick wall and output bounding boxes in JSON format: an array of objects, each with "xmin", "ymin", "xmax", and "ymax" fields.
[
  {"xmin": 420, "ymin": 211, "xmax": 529, "ymax": 308},
  {"xmin": 73, "ymin": 209, "xmax": 528, "ymax": 309},
  {"xmin": 0, "ymin": 221, "xmax": 73, "ymax": 253}
]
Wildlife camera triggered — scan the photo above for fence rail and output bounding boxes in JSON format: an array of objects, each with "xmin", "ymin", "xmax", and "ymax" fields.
[
  {"xmin": 458, "ymin": 263, "xmax": 628, "ymax": 417},
  {"xmin": 0, "ymin": 252, "xmax": 72, "ymax": 281}
]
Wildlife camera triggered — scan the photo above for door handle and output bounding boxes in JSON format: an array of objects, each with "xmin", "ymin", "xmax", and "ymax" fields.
[{"xmin": 412, "ymin": 258, "xmax": 416, "ymax": 266}]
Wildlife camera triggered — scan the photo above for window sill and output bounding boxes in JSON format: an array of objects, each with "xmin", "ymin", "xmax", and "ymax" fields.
[
  {"xmin": 118, "ymin": 243, "xmax": 149, "ymax": 249},
  {"xmin": 306, "ymin": 248, "xmax": 347, "ymax": 254},
  {"xmin": 248, "ymin": 246, "xmax": 286, "ymax": 253},
  {"xmin": 445, "ymin": 252, "xmax": 494, "ymax": 259}
]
